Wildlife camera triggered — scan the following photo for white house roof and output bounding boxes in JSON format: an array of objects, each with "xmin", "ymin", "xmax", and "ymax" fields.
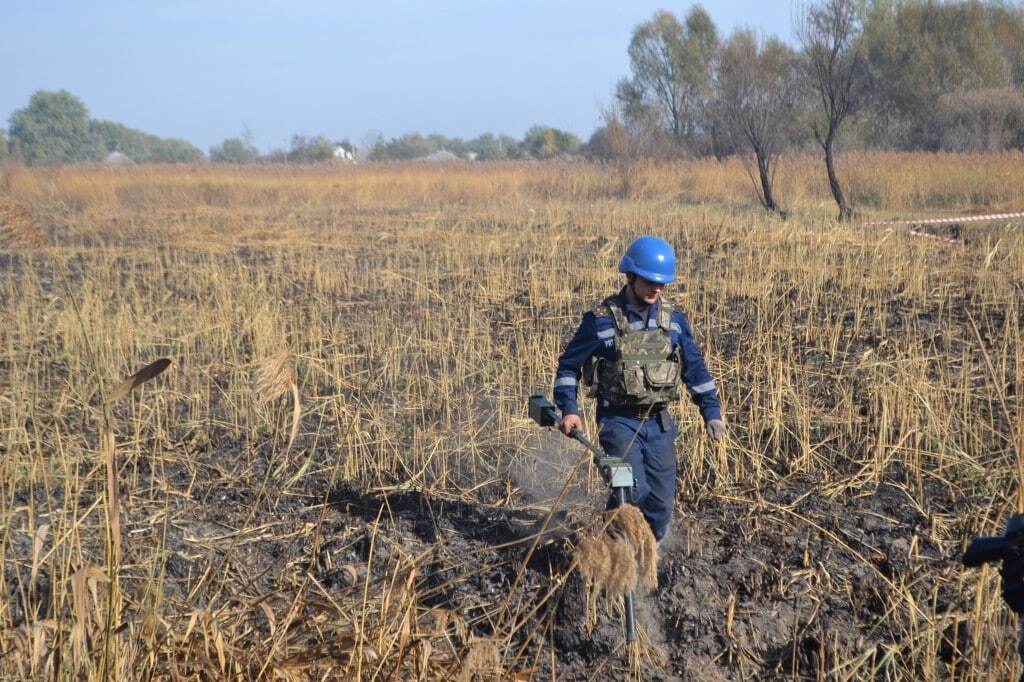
[{"xmin": 104, "ymin": 151, "xmax": 133, "ymax": 165}]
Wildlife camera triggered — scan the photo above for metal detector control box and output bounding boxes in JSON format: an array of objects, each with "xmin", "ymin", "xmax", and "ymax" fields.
[{"xmin": 597, "ymin": 457, "xmax": 634, "ymax": 489}]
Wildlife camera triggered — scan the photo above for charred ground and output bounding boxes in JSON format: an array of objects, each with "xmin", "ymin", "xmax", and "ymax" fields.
[{"xmin": 2, "ymin": 162, "xmax": 1022, "ymax": 679}]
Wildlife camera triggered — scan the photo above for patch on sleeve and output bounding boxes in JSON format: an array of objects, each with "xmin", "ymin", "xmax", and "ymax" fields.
[{"xmin": 593, "ymin": 306, "xmax": 608, "ymax": 317}]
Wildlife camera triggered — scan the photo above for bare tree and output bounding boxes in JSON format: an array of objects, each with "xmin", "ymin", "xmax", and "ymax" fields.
[
  {"xmin": 716, "ymin": 29, "xmax": 800, "ymax": 217},
  {"xmin": 797, "ymin": 0, "xmax": 868, "ymax": 221}
]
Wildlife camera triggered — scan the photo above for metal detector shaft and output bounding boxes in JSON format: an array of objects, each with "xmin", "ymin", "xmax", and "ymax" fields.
[
  {"xmin": 568, "ymin": 427, "xmax": 602, "ymax": 458},
  {"xmin": 529, "ymin": 394, "xmax": 634, "ymax": 488},
  {"xmin": 528, "ymin": 395, "xmax": 638, "ymax": 643},
  {"xmin": 617, "ymin": 486, "xmax": 638, "ymax": 643}
]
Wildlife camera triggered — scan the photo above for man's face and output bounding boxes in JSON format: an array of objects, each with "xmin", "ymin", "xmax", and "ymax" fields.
[{"xmin": 630, "ymin": 275, "xmax": 665, "ymax": 305}]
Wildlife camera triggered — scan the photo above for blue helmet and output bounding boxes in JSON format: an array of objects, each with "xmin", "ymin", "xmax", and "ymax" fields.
[{"xmin": 618, "ymin": 236, "xmax": 676, "ymax": 284}]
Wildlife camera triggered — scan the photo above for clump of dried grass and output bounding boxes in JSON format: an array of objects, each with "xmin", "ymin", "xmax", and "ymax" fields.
[
  {"xmin": 574, "ymin": 504, "xmax": 658, "ymax": 630},
  {"xmin": 255, "ymin": 350, "xmax": 294, "ymax": 401},
  {"xmin": 603, "ymin": 536, "xmax": 640, "ymax": 598},
  {"xmin": 5, "ymin": 619, "xmax": 57, "ymax": 679},
  {"xmin": 612, "ymin": 504, "xmax": 658, "ymax": 590},
  {"xmin": 0, "ymin": 197, "xmax": 48, "ymax": 248},
  {"xmin": 255, "ymin": 350, "xmax": 301, "ymax": 452},
  {"xmin": 575, "ymin": 534, "xmax": 612, "ymax": 590}
]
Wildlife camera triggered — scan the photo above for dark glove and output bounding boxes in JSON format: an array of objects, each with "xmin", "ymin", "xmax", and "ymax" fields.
[
  {"xmin": 705, "ymin": 418, "xmax": 726, "ymax": 441},
  {"xmin": 1000, "ymin": 552, "xmax": 1024, "ymax": 614}
]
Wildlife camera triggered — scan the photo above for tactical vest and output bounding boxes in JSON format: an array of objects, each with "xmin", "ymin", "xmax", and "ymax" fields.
[{"xmin": 584, "ymin": 296, "xmax": 681, "ymax": 408}]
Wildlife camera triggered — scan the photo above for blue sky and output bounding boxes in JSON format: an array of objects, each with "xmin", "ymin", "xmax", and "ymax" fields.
[{"xmin": 1, "ymin": 1, "xmax": 795, "ymax": 152}]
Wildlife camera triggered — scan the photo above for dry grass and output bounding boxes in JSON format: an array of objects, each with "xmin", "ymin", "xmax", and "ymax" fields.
[
  {"xmin": 575, "ymin": 504, "xmax": 658, "ymax": 639},
  {"xmin": 576, "ymin": 505, "xmax": 658, "ymax": 627},
  {"xmin": 255, "ymin": 350, "xmax": 301, "ymax": 453},
  {"xmin": 1, "ymin": 152, "xmax": 1022, "ymax": 248},
  {"xmin": 0, "ymin": 197, "xmax": 48, "ymax": 249},
  {"xmin": 0, "ymin": 153, "xmax": 1022, "ymax": 679}
]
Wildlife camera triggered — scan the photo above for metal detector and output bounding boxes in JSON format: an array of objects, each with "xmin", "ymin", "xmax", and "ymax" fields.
[{"xmin": 528, "ymin": 394, "xmax": 638, "ymax": 642}]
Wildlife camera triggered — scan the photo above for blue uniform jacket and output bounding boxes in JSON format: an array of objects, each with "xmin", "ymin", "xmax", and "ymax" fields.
[{"xmin": 553, "ymin": 290, "xmax": 721, "ymax": 423}]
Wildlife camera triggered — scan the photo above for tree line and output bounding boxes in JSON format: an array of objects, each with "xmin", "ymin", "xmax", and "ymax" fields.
[
  {"xmin": 1, "ymin": 90, "xmax": 583, "ymax": 167},
  {"xmin": 204, "ymin": 126, "xmax": 582, "ymax": 163},
  {"xmin": 3, "ymin": 0, "xmax": 1023, "ymax": 220},
  {"xmin": 591, "ymin": 0, "xmax": 1024, "ymax": 219}
]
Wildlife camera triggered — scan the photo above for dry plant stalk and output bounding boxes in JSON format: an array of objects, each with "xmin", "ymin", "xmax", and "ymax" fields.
[
  {"xmin": 70, "ymin": 566, "xmax": 91, "ymax": 670},
  {"xmin": 0, "ymin": 197, "xmax": 48, "ymax": 248},
  {"xmin": 98, "ymin": 358, "xmax": 171, "ymax": 674},
  {"xmin": 7, "ymin": 619, "xmax": 57, "ymax": 678},
  {"xmin": 103, "ymin": 357, "xmax": 173, "ymax": 566},
  {"xmin": 255, "ymin": 349, "xmax": 301, "ymax": 452},
  {"xmin": 29, "ymin": 524, "xmax": 49, "ymax": 591},
  {"xmin": 101, "ymin": 429, "xmax": 122, "ymax": 565},
  {"xmin": 69, "ymin": 565, "xmax": 111, "ymax": 672}
]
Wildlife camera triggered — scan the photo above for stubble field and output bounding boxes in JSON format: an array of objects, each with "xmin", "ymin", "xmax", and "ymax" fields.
[{"xmin": 1, "ymin": 154, "xmax": 1023, "ymax": 680}]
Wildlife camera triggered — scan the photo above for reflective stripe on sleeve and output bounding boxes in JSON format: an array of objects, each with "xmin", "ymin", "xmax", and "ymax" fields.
[
  {"xmin": 554, "ymin": 377, "xmax": 578, "ymax": 388},
  {"xmin": 670, "ymin": 322, "xmax": 682, "ymax": 335},
  {"xmin": 596, "ymin": 328, "xmax": 615, "ymax": 340},
  {"xmin": 688, "ymin": 380, "xmax": 716, "ymax": 394}
]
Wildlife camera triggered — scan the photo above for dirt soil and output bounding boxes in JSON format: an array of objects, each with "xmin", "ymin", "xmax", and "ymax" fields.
[
  {"xmin": 331, "ymin": 475, "xmax": 978, "ymax": 680},
  {"xmin": 4, "ymin": 436, "xmax": 978, "ymax": 681}
]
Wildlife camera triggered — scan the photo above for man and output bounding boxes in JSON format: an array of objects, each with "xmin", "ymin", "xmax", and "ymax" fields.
[{"xmin": 553, "ymin": 236, "xmax": 725, "ymax": 542}]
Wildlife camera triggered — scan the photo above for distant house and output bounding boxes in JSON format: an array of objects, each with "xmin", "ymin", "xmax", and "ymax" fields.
[
  {"xmin": 422, "ymin": 150, "xmax": 459, "ymax": 162},
  {"xmin": 104, "ymin": 151, "xmax": 133, "ymax": 165},
  {"xmin": 333, "ymin": 142, "xmax": 355, "ymax": 162}
]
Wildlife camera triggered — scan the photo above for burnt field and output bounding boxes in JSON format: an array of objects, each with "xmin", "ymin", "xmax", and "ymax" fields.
[{"xmin": 1, "ymin": 158, "xmax": 1023, "ymax": 679}]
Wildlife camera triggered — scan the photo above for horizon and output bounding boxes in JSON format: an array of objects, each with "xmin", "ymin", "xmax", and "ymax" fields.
[{"xmin": 1, "ymin": 1, "xmax": 796, "ymax": 152}]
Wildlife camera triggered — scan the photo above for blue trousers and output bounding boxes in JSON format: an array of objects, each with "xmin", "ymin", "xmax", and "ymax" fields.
[{"xmin": 597, "ymin": 411, "xmax": 678, "ymax": 541}]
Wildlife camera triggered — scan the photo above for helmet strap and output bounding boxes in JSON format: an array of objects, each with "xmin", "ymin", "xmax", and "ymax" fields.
[{"xmin": 625, "ymin": 277, "xmax": 647, "ymax": 309}]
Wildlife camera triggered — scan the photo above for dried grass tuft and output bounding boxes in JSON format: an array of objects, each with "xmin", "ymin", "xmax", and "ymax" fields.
[
  {"xmin": 575, "ymin": 534, "xmax": 612, "ymax": 628},
  {"xmin": 609, "ymin": 504, "xmax": 658, "ymax": 589},
  {"xmin": 6, "ymin": 619, "xmax": 57, "ymax": 678},
  {"xmin": 575, "ymin": 534, "xmax": 612, "ymax": 589},
  {"xmin": 605, "ymin": 535, "xmax": 640, "ymax": 596},
  {"xmin": 0, "ymin": 198, "xmax": 48, "ymax": 248},
  {"xmin": 70, "ymin": 566, "xmax": 91, "ymax": 670},
  {"xmin": 255, "ymin": 350, "xmax": 302, "ymax": 451},
  {"xmin": 573, "ymin": 504, "xmax": 659, "ymax": 629},
  {"xmin": 255, "ymin": 350, "xmax": 294, "ymax": 401}
]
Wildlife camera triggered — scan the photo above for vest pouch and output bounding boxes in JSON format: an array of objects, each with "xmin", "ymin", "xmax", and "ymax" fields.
[
  {"xmin": 622, "ymin": 363, "xmax": 646, "ymax": 396},
  {"xmin": 644, "ymin": 361, "xmax": 678, "ymax": 388}
]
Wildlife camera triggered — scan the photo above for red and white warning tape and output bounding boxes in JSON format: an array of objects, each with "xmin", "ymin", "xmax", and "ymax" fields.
[
  {"xmin": 861, "ymin": 210, "xmax": 1024, "ymax": 246},
  {"xmin": 863, "ymin": 211, "xmax": 1024, "ymax": 227}
]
